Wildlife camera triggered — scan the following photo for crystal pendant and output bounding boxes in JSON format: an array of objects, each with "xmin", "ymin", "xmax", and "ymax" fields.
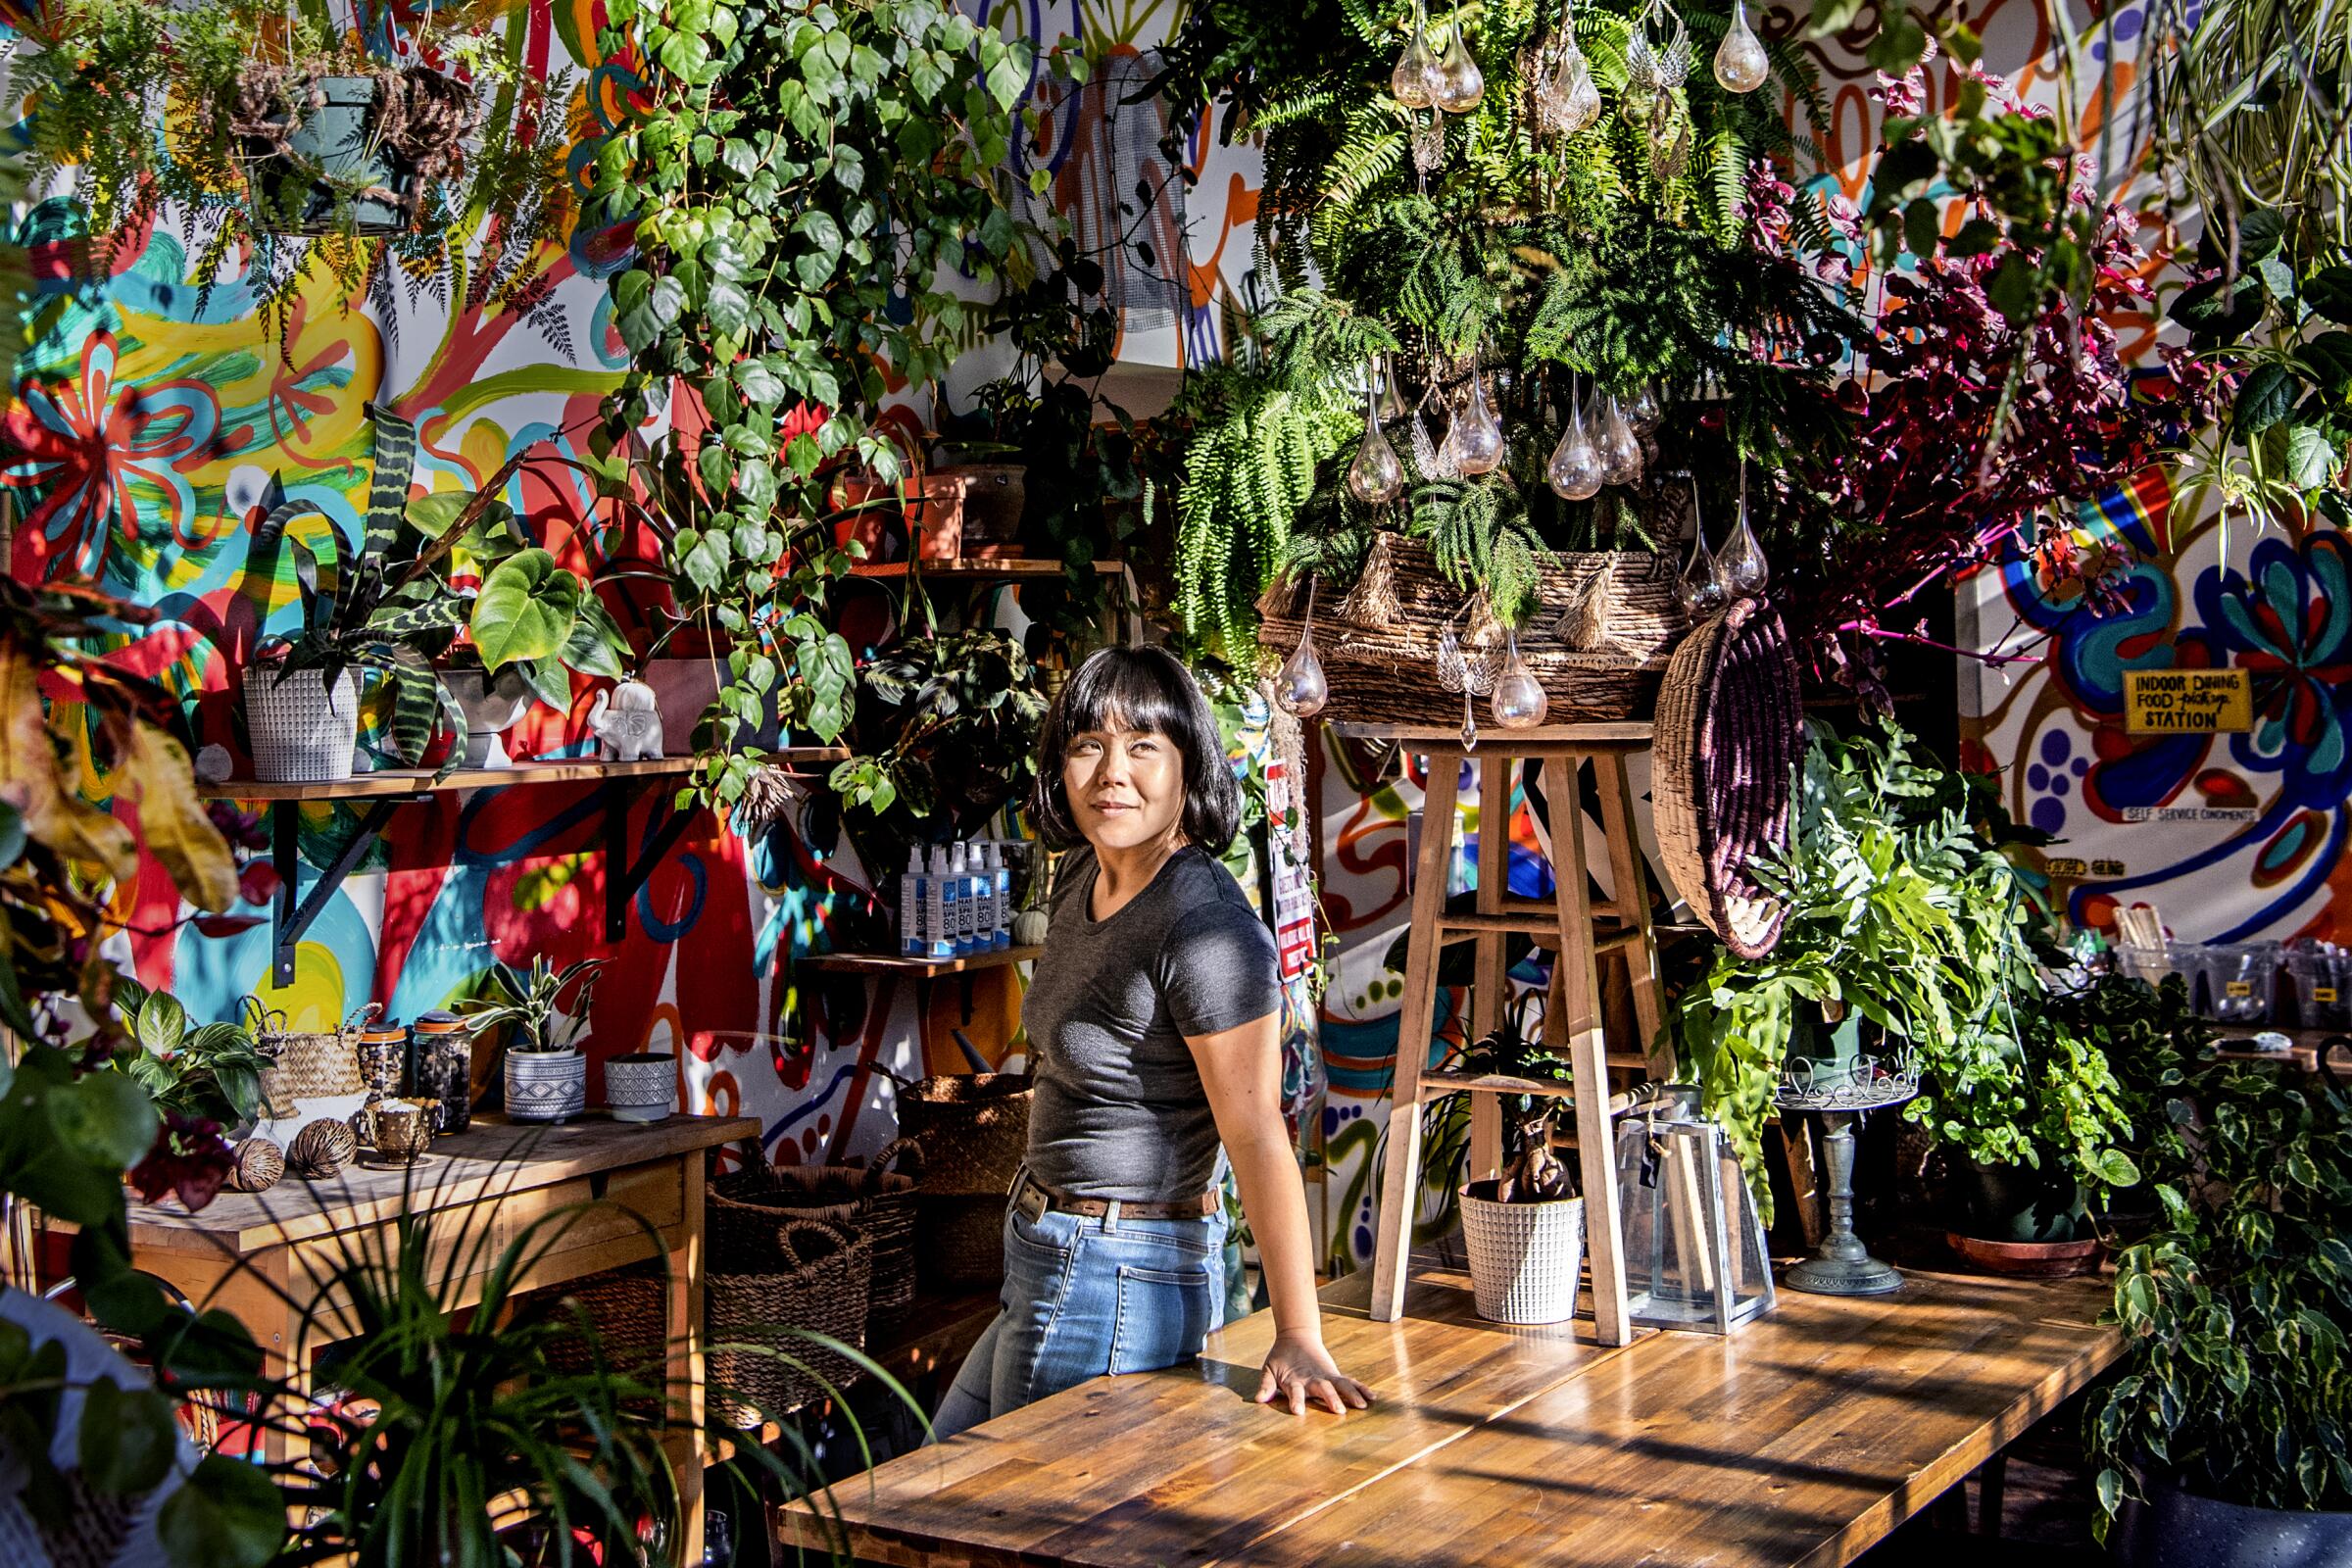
[
  {"xmin": 1714, "ymin": 0, "xmax": 1770, "ymax": 93},
  {"xmin": 1410, "ymin": 400, "xmax": 1454, "ymax": 481},
  {"xmin": 1448, "ymin": 371, "xmax": 1506, "ymax": 476},
  {"xmin": 1491, "ymin": 630, "xmax": 1548, "ymax": 728},
  {"xmin": 1715, "ymin": 466, "xmax": 1769, "ymax": 597},
  {"xmin": 1597, "ymin": 392, "xmax": 1643, "ymax": 486},
  {"xmin": 1678, "ymin": 494, "xmax": 1727, "ymax": 616},
  {"xmin": 1392, "ymin": 0, "xmax": 1441, "ymax": 108},
  {"xmin": 1556, "ymin": 51, "xmax": 1601, "ymax": 135},
  {"xmin": 1433, "ymin": 15, "xmax": 1485, "ymax": 114},
  {"xmin": 1346, "ymin": 377, "xmax": 1404, "ymax": 505},
  {"xmin": 1275, "ymin": 584, "xmax": 1330, "ymax": 717},
  {"xmin": 1459, "ymin": 687, "xmax": 1480, "ymax": 750},
  {"xmin": 1624, "ymin": 380, "xmax": 1662, "ymax": 437},
  {"xmin": 1546, "ymin": 392, "xmax": 1604, "ymax": 501},
  {"xmin": 1410, "ymin": 109, "xmax": 1446, "ymax": 174}
]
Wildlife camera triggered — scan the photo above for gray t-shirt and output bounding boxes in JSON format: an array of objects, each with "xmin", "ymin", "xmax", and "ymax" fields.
[{"xmin": 1020, "ymin": 845, "xmax": 1282, "ymax": 1203}]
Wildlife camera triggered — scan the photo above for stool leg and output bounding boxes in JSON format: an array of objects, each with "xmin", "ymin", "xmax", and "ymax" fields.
[
  {"xmin": 1594, "ymin": 751, "xmax": 1669, "ymax": 1080},
  {"xmin": 1371, "ymin": 751, "xmax": 1462, "ymax": 1323},
  {"xmin": 1544, "ymin": 754, "xmax": 1632, "ymax": 1347},
  {"xmin": 1469, "ymin": 756, "xmax": 1508, "ymax": 1185}
]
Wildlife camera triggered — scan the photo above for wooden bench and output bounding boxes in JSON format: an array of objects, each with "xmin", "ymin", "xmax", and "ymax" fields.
[{"xmin": 783, "ymin": 1256, "xmax": 2119, "ymax": 1568}]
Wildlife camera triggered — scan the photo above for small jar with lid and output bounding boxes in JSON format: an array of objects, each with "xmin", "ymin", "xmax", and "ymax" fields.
[
  {"xmin": 357, "ymin": 1021, "xmax": 410, "ymax": 1098},
  {"xmin": 412, "ymin": 1012, "xmax": 475, "ymax": 1136}
]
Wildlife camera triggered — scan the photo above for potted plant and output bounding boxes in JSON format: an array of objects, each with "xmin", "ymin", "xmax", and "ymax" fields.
[
  {"xmin": 245, "ymin": 405, "xmax": 630, "ymax": 780},
  {"xmin": 461, "ymin": 956, "xmax": 608, "ymax": 1123},
  {"xmin": 107, "ymin": 979, "xmax": 271, "ymax": 1134},
  {"xmin": 1427, "ymin": 1016, "xmax": 1587, "ymax": 1327},
  {"xmin": 2087, "ymin": 1053, "xmax": 2352, "ymax": 1564}
]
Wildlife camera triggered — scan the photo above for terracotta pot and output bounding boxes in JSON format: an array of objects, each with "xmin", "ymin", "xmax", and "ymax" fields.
[
  {"xmin": 906, "ymin": 472, "xmax": 971, "ymax": 562},
  {"xmin": 945, "ymin": 463, "xmax": 1025, "ymax": 543},
  {"xmin": 1943, "ymin": 1232, "xmax": 2104, "ymax": 1278}
]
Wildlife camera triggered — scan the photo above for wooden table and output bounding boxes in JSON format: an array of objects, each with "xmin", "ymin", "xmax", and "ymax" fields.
[
  {"xmin": 101, "ymin": 1111, "xmax": 756, "ymax": 1561},
  {"xmin": 784, "ymin": 1257, "xmax": 2119, "ymax": 1568}
]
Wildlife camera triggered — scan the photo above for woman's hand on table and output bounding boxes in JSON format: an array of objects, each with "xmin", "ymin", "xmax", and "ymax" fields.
[{"xmin": 1255, "ymin": 1331, "xmax": 1374, "ymax": 1416}]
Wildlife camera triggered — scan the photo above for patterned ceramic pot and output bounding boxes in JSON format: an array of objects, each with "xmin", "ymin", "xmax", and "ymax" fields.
[
  {"xmin": 1459, "ymin": 1183, "xmax": 1586, "ymax": 1326},
  {"xmin": 505, "ymin": 1049, "xmax": 586, "ymax": 1123},
  {"xmin": 603, "ymin": 1053, "xmax": 676, "ymax": 1123},
  {"xmin": 244, "ymin": 666, "xmax": 361, "ymax": 783}
]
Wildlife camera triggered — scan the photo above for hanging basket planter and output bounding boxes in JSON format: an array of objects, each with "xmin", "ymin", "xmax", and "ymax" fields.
[
  {"xmin": 1650, "ymin": 598, "xmax": 1802, "ymax": 959},
  {"xmin": 234, "ymin": 67, "xmax": 473, "ymax": 239},
  {"xmin": 1254, "ymin": 535, "xmax": 1688, "ymax": 726}
]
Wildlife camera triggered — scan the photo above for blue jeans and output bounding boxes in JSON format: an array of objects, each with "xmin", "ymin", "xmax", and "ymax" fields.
[{"xmin": 929, "ymin": 1200, "xmax": 1229, "ymax": 1443}]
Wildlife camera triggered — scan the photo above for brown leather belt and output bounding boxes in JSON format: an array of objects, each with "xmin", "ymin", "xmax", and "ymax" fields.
[{"xmin": 1010, "ymin": 1168, "xmax": 1217, "ymax": 1223}]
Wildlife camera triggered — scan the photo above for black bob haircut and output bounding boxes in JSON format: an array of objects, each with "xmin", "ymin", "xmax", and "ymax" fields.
[{"xmin": 1030, "ymin": 647, "xmax": 1243, "ymax": 855}]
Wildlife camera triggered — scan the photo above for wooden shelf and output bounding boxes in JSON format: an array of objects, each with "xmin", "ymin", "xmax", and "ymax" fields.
[
  {"xmin": 848, "ymin": 558, "xmax": 1123, "ymax": 581},
  {"xmin": 201, "ymin": 750, "xmax": 848, "ymax": 802},
  {"xmin": 800, "ymin": 945, "xmax": 1044, "ymax": 977}
]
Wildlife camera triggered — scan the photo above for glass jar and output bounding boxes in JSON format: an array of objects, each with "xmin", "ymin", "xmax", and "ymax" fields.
[
  {"xmin": 357, "ymin": 1024, "xmax": 410, "ymax": 1098},
  {"xmin": 412, "ymin": 1012, "xmax": 475, "ymax": 1135}
]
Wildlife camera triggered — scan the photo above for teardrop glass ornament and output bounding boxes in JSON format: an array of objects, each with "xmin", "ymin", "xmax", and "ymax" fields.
[
  {"xmin": 1546, "ymin": 391, "xmax": 1604, "ymax": 501},
  {"xmin": 1597, "ymin": 393, "xmax": 1643, "ymax": 486},
  {"xmin": 1275, "ymin": 584, "xmax": 1330, "ymax": 717},
  {"xmin": 1713, "ymin": 0, "xmax": 1770, "ymax": 93},
  {"xmin": 1716, "ymin": 466, "xmax": 1769, "ymax": 597},
  {"xmin": 1558, "ymin": 52, "xmax": 1602, "ymax": 134},
  {"xmin": 1433, "ymin": 15, "xmax": 1485, "ymax": 113},
  {"xmin": 1449, "ymin": 372, "xmax": 1506, "ymax": 476},
  {"xmin": 1624, "ymin": 380, "xmax": 1662, "ymax": 436},
  {"xmin": 1678, "ymin": 494, "xmax": 1727, "ymax": 615},
  {"xmin": 1392, "ymin": 0, "xmax": 1441, "ymax": 108},
  {"xmin": 1459, "ymin": 686, "xmax": 1480, "ymax": 751},
  {"xmin": 1491, "ymin": 630, "xmax": 1549, "ymax": 728},
  {"xmin": 1346, "ymin": 379, "xmax": 1405, "ymax": 505}
]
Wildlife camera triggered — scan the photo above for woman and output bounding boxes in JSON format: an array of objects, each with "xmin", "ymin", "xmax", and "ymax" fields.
[{"xmin": 929, "ymin": 647, "xmax": 1373, "ymax": 1441}]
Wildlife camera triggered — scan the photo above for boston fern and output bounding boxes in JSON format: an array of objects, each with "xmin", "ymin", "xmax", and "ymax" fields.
[{"xmin": 590, "ymin": 0, "xmax": 1031, "ymax": 812}]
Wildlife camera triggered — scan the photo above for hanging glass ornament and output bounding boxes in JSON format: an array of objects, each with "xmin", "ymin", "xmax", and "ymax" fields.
[
  {"xmin": 1448, "ymin": 370, "xmax": 1506, "ymax": 476},
  {"xmin": 1410, "ymin": 108, "xmax": 1446, "ymax": 174},
  {"xmin": 1392, "ymin": 0, "xmax": 1441, "ymax": 108},
  {"xmin": 1677, "ymin": 488, "xmax": 1727, "ymax": 616},
  {"xmin": 1557, "ymin": 51, "xmax": 1602, "ymax": 135},
  {"xmin": 1715, "ymin": 461, "xmax": 1770, "ymax": 597},
  {"xmin": 1433, "ymin": 14, "xmax": 1485, "ymax": 114},
  {"xmin": 1491, "ymin": 629, "xmax": 1549, "ymax": 728},
  {"xmin": 1346, "ymin": 369, "xmax": 1404, "ymax": 505},
  {"xmin": 1546, "ymin": 382, "xmax": 1604, "ymax": 501},
  {"xmin": 1410, "ymin": 394, "xmax": 1455, "ymax": 482},
  {"xmin": 1624, "ymin": 380, "xmax": 1663, "ymax": 437},
  {"xmin": 1275, "ymin": 581, "xmax": 1330, "ymax": 718},
  {"xmin": 1626, "ymin": 0, "xmax": 1691, "ymax": 93},
  {"xmin": 1597, "ymin": 392, "xmax": 1643, "ymax": 486},
  {"xmin": 1436, "ymin": 618, "xmax": 1495, "ymax": 751},
  {"xmin": 1713, "ymin": 0, "xmax": 1770, "ymax": 93}
]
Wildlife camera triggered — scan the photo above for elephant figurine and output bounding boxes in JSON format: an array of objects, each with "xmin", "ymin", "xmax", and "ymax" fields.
[{"xmin": 589, "ymin": 679, "xmax": 664, "ymax": 761}]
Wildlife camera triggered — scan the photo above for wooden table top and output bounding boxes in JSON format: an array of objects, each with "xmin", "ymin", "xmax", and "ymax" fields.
[
  {"xmin": 114, "ymin": 1113, "xmax": 759, "ymax": 1255},
  {"xmin": 787, "ymin": 1260, "xmax": 2118, "ymax": 1568}
]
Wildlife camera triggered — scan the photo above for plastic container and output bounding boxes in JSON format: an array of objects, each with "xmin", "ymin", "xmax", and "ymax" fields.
[
  {"xmin": 2199, "ymin": 941, "xmax": 2280, "ymax": 1025},
  {"xmin": 2286, "ymin": 949, "xmax": 2351, "ymax": 1030}
]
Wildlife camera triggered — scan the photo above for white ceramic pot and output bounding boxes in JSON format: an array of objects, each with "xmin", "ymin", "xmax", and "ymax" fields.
[
  {"xmin": 244, "ymin": 666, "xmax": 362, "ymax": 783},
  {"xmin": 443, "ymin": 665, "xmax": 535, "ymax": 768},
  {"xmin": 505, "ymin": 1049, "xmax": 586, "ymax": 1123},
  {"xmin": 1459, "ymin": 1183, "xmax": 1587, "ymax": 1325},
  {"xmin": 603, "ymin": 1053, "xmax": 677, "ymax": 1123}
]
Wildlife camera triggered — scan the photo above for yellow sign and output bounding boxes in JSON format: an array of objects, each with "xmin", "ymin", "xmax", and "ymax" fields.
[{"xmin": 2125, "ymin": 668, "xmax": 2255, "ymax": 734}]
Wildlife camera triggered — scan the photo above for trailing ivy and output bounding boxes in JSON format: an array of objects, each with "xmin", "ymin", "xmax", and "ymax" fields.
[{"xmin": 589, "ymin": 0, "xmax": 1032, "ymax": 809}]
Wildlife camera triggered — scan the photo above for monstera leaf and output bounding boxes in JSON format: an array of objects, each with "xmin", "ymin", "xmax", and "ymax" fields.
[{"xmin": 470, "ymin": 550, "xmax": 582, "ymax": 670}]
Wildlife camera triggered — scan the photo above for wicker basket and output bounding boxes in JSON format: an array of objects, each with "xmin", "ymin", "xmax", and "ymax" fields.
[
  {"xmin": 710, "ymin": 1138, "xmax": 921, "ymax": 1334},
  {"xmin": 706, "ymin": 1219, "xmax": 872, "ymax": 1427},
  {"xmin": 255, "ymin": 1023, "xmax": 368, "ymax": 1118},
  {"xmin": 898, "ymin": 1074, "xmax": 1033, "ymax": 1196},
  {"xmin": 916, "ymin": 1193, "xmax": 1008, "ymax": 1293},
  {"xmin": 1651, "ymin": 599, "xmax": 1802, "ymax": 960},
  {"xmin": 1254, "ymin": 536, "xmax": 1688, "ymax": 725},
  {"xmin": 528, "ymin": 1263, "xmax": 670, "ymax": 1405}
]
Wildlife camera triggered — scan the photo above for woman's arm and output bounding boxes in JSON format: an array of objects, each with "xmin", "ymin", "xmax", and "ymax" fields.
[{"xmin": 1189, "ymin": 1013, "xmax": 1375, "ymax": 1416}]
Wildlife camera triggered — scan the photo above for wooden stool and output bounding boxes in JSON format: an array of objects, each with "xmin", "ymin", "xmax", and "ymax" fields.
[{"xmin": 1341, "ymin": 722, "xmax": 1669, "ymax": 1347}]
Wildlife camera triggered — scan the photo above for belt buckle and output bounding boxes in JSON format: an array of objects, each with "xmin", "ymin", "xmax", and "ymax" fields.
[{"xmin": 1012, "ymin": 1172, "xmax": 1050, "ymax": 1225}]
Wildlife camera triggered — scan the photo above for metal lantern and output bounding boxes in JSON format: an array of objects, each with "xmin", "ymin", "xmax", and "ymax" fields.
[{"xmin": 1612, "ymin": 1087, "xmax": 1775, "ymax": 1333}]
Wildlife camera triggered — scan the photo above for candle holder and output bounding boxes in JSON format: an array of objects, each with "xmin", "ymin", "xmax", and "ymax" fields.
[{"xmin": 1776, "ymin": 1054, "xmax": 1919, "ymax": 1296}]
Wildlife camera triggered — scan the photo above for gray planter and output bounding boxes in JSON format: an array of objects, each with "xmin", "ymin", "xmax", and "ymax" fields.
[
  {"xmin": 244, "ymin": 666, "xmax": 362, "ymax": 783},
  {"xmin": 2112, "ymin": 1478, "xmax": 2352, "ymax": 1568},
  {"xmin": 1459, "ymin": 1183, "xmax": 1586, "ymax": 1326},
  {"xmin": 603, "ymin": 1053, "xmax": 676, "ymax": 1123},
  {"xmin": 504, "ymin": 1049, "xmax": 585, "ymax": 1123}
]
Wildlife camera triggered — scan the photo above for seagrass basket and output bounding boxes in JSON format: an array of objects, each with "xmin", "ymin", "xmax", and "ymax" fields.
[
  {"xmin": 527, "ymin": 1263, "xmax": 670, "ymax": 1410},
  {"xmin": 1650, "ymin": 599, "xmax": 1802, "ymax": 959},
  {"xmin": 916, "ymin": 1192, "xmax": 1008, "ymax": 1293},
  {"xmin": 897, "ymin": 1074, "xmax": 1033, "ymax": 1196},
  {"xmin": 706, "ymin": 1218, "xmax": 871, "ymax": 1426},
  {"xmin": 252, "ymin": 1004, "xmax": 370, "ymax": 1118},
  {"xmin": 1254, "ymin": 536, "xmax": 1688, "ymax": 725},
  {"xmin": 709, "ymin": 1138, "xmax": 922, "ymax": 1334}
]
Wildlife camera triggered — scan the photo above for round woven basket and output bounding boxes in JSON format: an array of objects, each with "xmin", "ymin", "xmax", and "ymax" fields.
[
  {"xmin": 529, "ymin": 1262, "xmax": 670, "ymax": 1406},
  {"xmin": 915, "ymin": 1193, "xmax": 1008, "ymax": 1293},
  {"xmin": 710, "ymin": 1138, "xmax": 922, "ymax": 1334},
  {"xmin": 706, "ymin": 1218, "xmax": 872, "ymax": 1427},
  {"xmin": 256, "ymin": 1025, "xmax": 368, "ymax": 1118},
  {"xmin": 898, "ymin": 1074, "xmax": 1033, "ymax": 1196},
  {"xmin": 1650, "ymin": 599, "xmax": 1802, "ymax": 960}
]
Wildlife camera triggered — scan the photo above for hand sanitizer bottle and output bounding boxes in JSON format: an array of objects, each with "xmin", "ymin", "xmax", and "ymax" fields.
[
  {"xmin": 899, "ymin": 847, "xmax": 927, "ymax": 957},
  {"xmin": 985, "ymin": 843, "xmax": 1011, "ymax": 949},
  {"xmin": 949, "ymin": 841, "xmax": 977, "ymax": 956},
  {"xmin": 926, "ymin": 845, "xmax": 956, "ymax": 959}
]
